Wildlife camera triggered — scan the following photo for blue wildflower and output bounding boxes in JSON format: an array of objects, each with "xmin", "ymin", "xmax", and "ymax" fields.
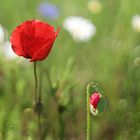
[{"xmin": 38, "ymin": 2, "xmax": 59, "ymax": 20}]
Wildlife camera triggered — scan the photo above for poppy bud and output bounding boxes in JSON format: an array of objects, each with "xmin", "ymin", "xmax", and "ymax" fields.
[{"xmin": 90, "ymin": 92, "xmax": 100, "ymax": 109}]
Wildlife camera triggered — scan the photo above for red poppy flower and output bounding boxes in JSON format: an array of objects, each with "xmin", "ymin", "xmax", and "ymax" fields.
[
  {"xmin": 90, "ymin": 92, "xmax": 100, "ymax": 109},
  {"xmin": 10, "ymin": 20, "xmax": 59, "ymax": 62}
]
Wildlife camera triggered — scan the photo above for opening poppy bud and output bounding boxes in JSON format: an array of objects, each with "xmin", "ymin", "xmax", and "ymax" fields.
[{"xmin": 89, "ymin": 92, "xmax": 101, "ymax": 109}]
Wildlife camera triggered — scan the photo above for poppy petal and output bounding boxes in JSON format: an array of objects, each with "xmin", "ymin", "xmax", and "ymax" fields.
[
  {"xmin": 10, "ymin": 26, "xmax": 27, "ymax": 57},
  {"xmin": 10, "ymin": 20, "xmax": 60, "ymax": 61},
  {"xmin": 30, "ymin": 41, "xmax": 52, "ymax": 62}
]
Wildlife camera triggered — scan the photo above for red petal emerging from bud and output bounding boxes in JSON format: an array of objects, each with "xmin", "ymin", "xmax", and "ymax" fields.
[{"xmin": 90, "ymin": 92, "xmax": 100, "ymax": 109}]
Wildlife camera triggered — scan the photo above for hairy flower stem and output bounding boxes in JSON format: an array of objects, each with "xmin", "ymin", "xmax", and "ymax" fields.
[
  {"xmin": 38, "ymin": 114, "xmax": 42, "ymax": 140},
  {"xmin": 38, "ymin": 70, "xmax": 43, "ymax": 101},
  {"xmin": 87, "ymin": 86, "xmax": 91, "ymax": 140},
  {"xmin": 34, "ymin": 62, "xmax": 42, "ymax": 140},
  {"xmin": 34, "ymin": 62, "xmax": 38, "ymax": 103}
]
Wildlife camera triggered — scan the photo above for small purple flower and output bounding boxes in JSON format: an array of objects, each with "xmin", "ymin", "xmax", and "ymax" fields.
[{"xmin": 38, "ymin": 2, "xmax": 60, "ymax": 20}]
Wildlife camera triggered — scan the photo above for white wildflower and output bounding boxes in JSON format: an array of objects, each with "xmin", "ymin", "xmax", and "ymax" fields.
[
  {"xmin": 2, "ymin": 41, "xmax": 17, "ymax": 60},
  {"xmin": 132, "ymin": 15, "xmax": 140, "ymax": 32},
  {"xmin": 63, "ymin": 16, "xmax": 96, "ymax": 42},
  {"xmin": 0, "ymin": 24, "xmax": 6, "ymax": 44}
]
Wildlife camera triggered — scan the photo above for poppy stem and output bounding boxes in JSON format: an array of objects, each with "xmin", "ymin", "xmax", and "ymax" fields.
[
  {"xmin": 34, "ymin": 62, "xmax": 43, "ymax": 140},
  {"xmin": 87, "ymin": 85, "xmax": 91, "ymax": 140},
  {"xmin": 38, "ymin": 114, "xmax": 42, "ymax": 140},
  {"xmin": 38, "ymin": 69, "xmax": 43, "ymax": 101},
  {"xmin": 34, "ymin": 62, "xmax": 38, "ymax": 103}
]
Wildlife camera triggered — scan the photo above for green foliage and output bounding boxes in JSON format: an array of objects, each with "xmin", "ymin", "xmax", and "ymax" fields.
[{"xmin": 0, "ymin": 0, "xmax": 140, "ymax": 139}]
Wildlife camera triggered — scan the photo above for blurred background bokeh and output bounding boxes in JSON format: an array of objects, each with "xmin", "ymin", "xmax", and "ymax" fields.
[{"xmin": 0, "ymin": 0, "xmax": 140, "ymax": 140}]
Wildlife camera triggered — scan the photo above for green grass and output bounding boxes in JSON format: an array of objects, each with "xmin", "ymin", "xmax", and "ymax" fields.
[{"xmin": 0, "ymin": 0, "xmax": 140, "ymax": 139}]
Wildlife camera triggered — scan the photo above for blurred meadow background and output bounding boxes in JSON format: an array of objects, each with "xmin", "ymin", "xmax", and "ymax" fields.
[{"xmin": 0, "ymin": 0, "xmax": 140, "ymax": 140}]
